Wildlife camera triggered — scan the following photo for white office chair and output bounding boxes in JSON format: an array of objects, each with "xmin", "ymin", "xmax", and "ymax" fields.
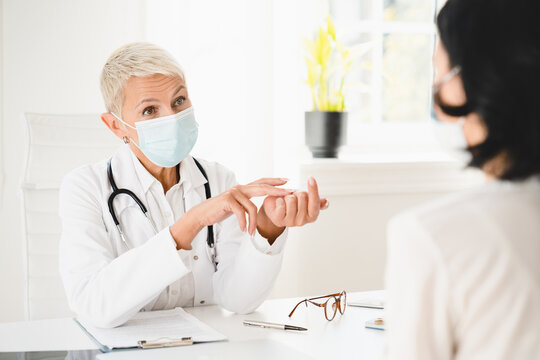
[{"xmin": 20, "ymin": 113, "xmax": 119, "ymax": 320}]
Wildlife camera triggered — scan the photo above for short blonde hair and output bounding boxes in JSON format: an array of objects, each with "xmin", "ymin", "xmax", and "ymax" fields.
[{"xmin": 100, "ymin": 42, "xmax": 185, "ymax": 115}]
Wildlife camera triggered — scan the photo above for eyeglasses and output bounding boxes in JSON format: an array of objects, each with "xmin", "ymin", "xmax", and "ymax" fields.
[{"xmin": 288, "ymin": 291, "xmax": 347, "ymax": 321}]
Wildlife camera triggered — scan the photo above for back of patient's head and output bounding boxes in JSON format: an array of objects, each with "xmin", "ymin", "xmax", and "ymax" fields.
[
  {"xmin": 437, "ymin": 0, "xmax": 540, "ymax": 181},
  {"xmin": 100, "ymin": 42, "xmax": 185, "ymax": 116}
]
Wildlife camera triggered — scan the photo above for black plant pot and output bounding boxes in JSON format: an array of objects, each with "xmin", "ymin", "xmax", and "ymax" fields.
[{"xmin": 305, "ymin": 111, "xmax": 347, "ymax": 158}]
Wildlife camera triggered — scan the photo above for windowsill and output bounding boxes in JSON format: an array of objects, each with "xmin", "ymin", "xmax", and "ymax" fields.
[
  {"xmin": 301, "ymin": 122, "xmax": 470, "ymax": 167},
  {"xmin": 344, "ymin": 122, "xmax": 443, "ymax": 151},
  {"xmin": 307, "ymin": 150, "xmax": 460, "ymax": 165},
  {"xmin": 299, "ymin": 150, "xmax": 486, "ymax": 196}
]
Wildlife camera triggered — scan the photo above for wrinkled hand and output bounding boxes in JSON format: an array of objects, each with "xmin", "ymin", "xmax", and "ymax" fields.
[
  {"xmin": 257, "ymin": 177, "xmax": 329, "ymax": 243},
  {"xmin": 196, "ymin": 179, "xmax": 294, "ymax": 232},
  {"xmin": 171, "ymin": 178, "xmax": 293, "ymax": 250}
]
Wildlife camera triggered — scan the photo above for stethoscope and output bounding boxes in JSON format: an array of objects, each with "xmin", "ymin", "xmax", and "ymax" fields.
[{"xmin": 106, "ymin": 157, "xmax": 217, "ymax": 271}]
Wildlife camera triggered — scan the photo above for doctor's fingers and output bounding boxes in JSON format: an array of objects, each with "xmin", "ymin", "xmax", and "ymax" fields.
[
  {"xmin": 235, "ymin": 184, "xmax": 293, "ymax": 198},
  {"xmin": 227, "ymin": 188, "xmax": 258, "ymax": 236},
  {"xmin": 320, "ymin": 198, "xmax": 329, "ymax": 210},
  {"xmin": 248, "ymin": 177, "xmax": 289, "ymax": 186},
  {"xmin": 272, "ymin": 197, "xmax": 287, "ymax": 224},
  {"xmin": 295, "ymin": 191, "xmax": 309, "ymax": 225},
  {"xmin": 289, "ymin": 192, "xmax": 324, "ymax": 226},
  {"xmin": 307, "ymin": 177, "xmax": 321, "ymax": 220},
  {"xmin": 284, "ymin": 195, "xmax": 298, "ymax": 225},
  {"xmin": 223, "ymin": 194, "xmax": 250, "ymax": 234}
]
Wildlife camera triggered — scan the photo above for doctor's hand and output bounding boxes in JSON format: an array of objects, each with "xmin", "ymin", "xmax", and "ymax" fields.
[
  {"xmin": 257, "ymin": 177, "xmax": 329, "ymax": 244},
  {"xmin": 169, "ymin": 179, "xmax": 294, "ymax": 250}
]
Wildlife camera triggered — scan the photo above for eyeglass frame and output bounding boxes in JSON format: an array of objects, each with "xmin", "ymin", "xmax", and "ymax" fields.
[{"xmin": 288, "ymin": 291, "xmax": 347, "ymax": 321}]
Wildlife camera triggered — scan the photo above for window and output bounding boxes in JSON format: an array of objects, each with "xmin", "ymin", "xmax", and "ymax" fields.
[{"xmin": 329, "ymin": 0, "xmax": 439, "ymax": 124}]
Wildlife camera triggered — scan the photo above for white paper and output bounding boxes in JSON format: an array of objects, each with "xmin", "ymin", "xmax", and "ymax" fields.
[
  {"xmin": 348, "ymin": 293, "xmax": 386, "ymax": 308},
  {"xmin": 76, "ymin": 307, "xmax": 227, "ymax": 349}
]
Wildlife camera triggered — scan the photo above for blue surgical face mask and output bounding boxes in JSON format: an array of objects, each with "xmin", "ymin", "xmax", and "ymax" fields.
[
  {"xmin": 431, "ymin": 101, "xmax": 471, "ymax": 164},
  {"xmin": 112, "ymin": 106, "xmax": 199, "ymax": 167},
  {"xmin": 431, "ymin": 65, "xmax": 471, "ymax": 164}
]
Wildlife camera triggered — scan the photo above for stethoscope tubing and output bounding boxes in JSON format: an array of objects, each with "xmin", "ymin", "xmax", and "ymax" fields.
[{"xmin": 107, "ymin": 157, "xmax": 217, "ymax": 270}]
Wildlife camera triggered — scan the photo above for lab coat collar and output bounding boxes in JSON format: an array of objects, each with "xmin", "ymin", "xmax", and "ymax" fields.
[
  {"xmin": 128, "ymin": 148, "xmax": 158, "ymax": 194},
  {"xmin": 126, "ymin": 145, "xmax": 207, "ymax": 196},
  {"xmin": 178, "ymin": 156, "xmax": 208, "ymax": 197}
]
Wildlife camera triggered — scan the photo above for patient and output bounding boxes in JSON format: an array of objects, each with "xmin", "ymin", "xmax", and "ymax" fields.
[{"xmin": 384, "ymin": 0, "xmax": 540, "ymax": 358}]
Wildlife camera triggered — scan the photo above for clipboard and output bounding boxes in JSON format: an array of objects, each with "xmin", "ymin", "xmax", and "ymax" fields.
[
  {"xmin": 138, "ymin": 336, "xmax": 193, "ymax": 349},
  {"xmin": 75, "ymin": 320, "xmax": 194, "ymax": 352},
  {"xmin": 75, "ymin": 307, "xmax": 226, "ymax": 352}
]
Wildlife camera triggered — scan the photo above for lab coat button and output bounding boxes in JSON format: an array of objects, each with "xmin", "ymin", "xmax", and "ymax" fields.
[
  {"xmin": 200, "ymin": 300, "xmax": 205, "ymax": 304},
  {"xmin": 171, "ymin": 290, "xmax": 178, "ymax": 295},
  {"xmin": 193, "ymin": 255, "xmax": 199, "ymax": 260},
  {"xmin": 141, "ymin": 309, "xmax": 145, "ymax": 312}
]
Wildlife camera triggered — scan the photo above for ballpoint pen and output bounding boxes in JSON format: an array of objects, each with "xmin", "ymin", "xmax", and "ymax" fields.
[
  {"xmin": 348, "ymin": 303, "xmax": 384, "ymax": 309},
  {"xmin": 243, "ymin": 320, "xmax": 307, "ymax": 331}
]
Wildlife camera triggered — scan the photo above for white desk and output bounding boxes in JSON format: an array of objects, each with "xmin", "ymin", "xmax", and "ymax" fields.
[{"xmin": 0, "ymin": 291, "xmax": 386, "ymax": 359}]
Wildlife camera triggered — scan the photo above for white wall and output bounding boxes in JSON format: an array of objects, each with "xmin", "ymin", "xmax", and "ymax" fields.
[
  {"xmin": 142, "ymin": 0, "xmax": 329, "ymax": 184},
  {"xmin": 143, "ymin": 0, "xmax": 328, "ymax": 184},
  {"xmin": 270, "ymin": 159, "xmax": 484, "ymax": 298},
  {"xmin": 146, "ymin": 0, "xmax": 277, "ymax": 184},
  {"xmin": 0, "ymin": 0, "xmax": 146, "ymax": 322}
]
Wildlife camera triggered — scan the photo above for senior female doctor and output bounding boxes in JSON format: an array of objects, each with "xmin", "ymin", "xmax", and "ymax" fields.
[{"xmin": 58, "ymin": 42, "xmax": 328, "ymax": 328}]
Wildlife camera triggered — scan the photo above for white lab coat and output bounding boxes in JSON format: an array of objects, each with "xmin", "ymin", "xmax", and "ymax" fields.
[{"xmin": 59, "ymin": 145, "xmax": 287, "ymax": 328}]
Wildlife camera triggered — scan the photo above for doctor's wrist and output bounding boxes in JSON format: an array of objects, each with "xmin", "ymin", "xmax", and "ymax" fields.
[
  {"xmin": 169, "ymin": 211, "xmax": 204, "ymax": 250},
  {"xmin": 256, "ymin": 207, "xmax": 285, "ymax": 245}
]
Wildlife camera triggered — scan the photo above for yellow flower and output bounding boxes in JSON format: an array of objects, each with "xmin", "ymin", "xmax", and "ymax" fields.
[{"xmin": 303, "ymin": 15, "xmax": 371, "ymax": 111}]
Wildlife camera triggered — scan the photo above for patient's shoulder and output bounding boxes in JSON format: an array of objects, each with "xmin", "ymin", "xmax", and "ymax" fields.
[{"xmin": 392, "ymin": 184, "xmax": 493, "ymax": 230}]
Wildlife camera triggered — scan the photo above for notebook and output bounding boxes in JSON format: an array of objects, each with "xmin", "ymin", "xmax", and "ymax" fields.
[
  {"xmin": 348, "ymin": 293, "xmax": 385, "ymax": 309},
  {"xmin": 75, "ymin": 307, "xmax": 227, "ymax": 352}
]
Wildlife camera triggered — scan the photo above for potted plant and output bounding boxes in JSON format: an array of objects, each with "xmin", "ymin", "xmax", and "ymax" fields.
[{"xmin": 303, "ymin": 16, "xmax": 369, "ymax": 158}]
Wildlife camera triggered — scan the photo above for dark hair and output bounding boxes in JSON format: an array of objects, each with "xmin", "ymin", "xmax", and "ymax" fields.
[{"xmin": 437, "ymin": 0, "xmax": 540, "ymax": 180}]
